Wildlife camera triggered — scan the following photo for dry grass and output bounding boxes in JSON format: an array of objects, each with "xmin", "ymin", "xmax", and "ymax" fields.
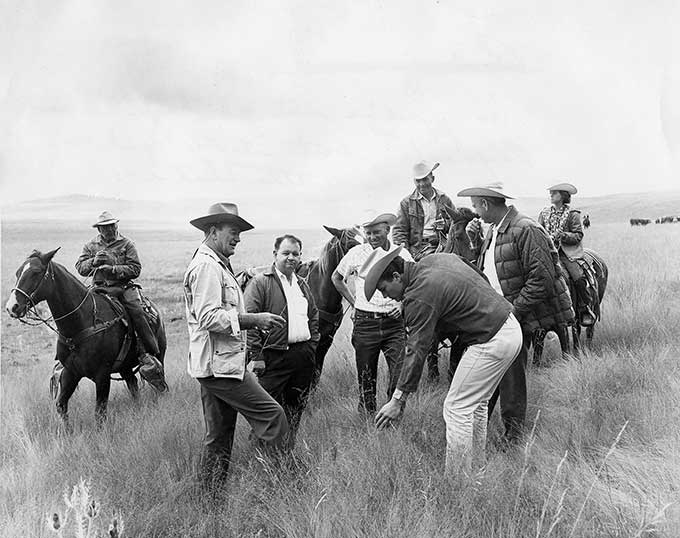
[{"xmin": 1, "ymin": 220, "xmax": 679, "ymax": 537}]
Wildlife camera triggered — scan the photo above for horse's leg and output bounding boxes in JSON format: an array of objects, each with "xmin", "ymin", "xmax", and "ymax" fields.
[
  {"xmin": 310, "ymin": 319, "xmax": 335, "ymax": 390},
  {"xmin": 572, "ymin": 324, "xmax": 581, "ymax": 356},
  {"xmin": 94, "ymin": 373, "xmax": 112, "ymax": 426},
  {"xmin": 56, "ymin": 367, "xmax": 80, "ymax": 433},
  {"xmin": 448, "ymin": 341, "xmax": 465, "ymax": 382},
  {"xmin": 532, "ymin": 330, "xmax": 544, "ymax": 366},
  {"xmin": 555, "ymin": 325, "xmax": 571, "ymax": 358},
  {"xmin": 585, "ymin": 325, "xmax": 595, "ymax": 346}
]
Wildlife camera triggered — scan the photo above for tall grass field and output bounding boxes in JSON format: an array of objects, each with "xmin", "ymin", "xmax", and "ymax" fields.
[{"xmin": 1, "ymin": 218, "xmax": 679, "ymax": 537}]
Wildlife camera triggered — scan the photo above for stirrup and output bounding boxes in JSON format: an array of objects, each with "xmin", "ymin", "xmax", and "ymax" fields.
[{"xmin": 139, "ymin": 353, "xmax": 168, "ymax": 392}]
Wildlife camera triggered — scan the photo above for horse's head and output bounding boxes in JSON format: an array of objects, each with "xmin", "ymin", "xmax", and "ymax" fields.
[
  {"xmin": 5, "ymin": 248, "xmax": 60, "ymax": 318},
  {"xmin": 322, "ymin": 225, "xmax": 362, "ymax": 254}
]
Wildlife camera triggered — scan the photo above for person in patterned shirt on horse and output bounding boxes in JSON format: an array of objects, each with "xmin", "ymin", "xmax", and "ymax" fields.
[{"xmin": 537, "ymin": 183, "xmax": 596, "ymax": 326}]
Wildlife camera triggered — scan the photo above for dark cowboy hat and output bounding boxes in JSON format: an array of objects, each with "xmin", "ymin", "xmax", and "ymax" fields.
[
  {"xmin": 548, "ymin": 182, "xmax": 577, "ymax": 194},
  {"xmin": 92, "ymin": 210, "xmax": 119, "ymax": 227},
  {"xmin": 362, "ymin": 246, "xmax": 403, "ymax": 301},
  {"xmin": 457, "ymin": 181, "xmax": 514, "ymax": 199},
  {"xmin": 190, "ymin": 202, "xmax": 254, "ymax": 232}
]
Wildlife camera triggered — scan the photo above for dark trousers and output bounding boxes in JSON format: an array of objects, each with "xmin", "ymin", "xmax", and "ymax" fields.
[
  {"xmin": 118, "ymin": 287, "xmax": 160, "ymax": 356},
  {"xmin": 560, "ymin": 255, "xmax": 593, "ymax": 314},
  {"xmin": 257, "ymin": 341, "xmax": 316, "ymax": 448},
  {"xmin": 351, "ymin": 311, "xmax": 405, "ymax": 414},
  {"xmin": 197, "ymin": 372, "xmax": 288, "ymax": 484},
  {"xmin": 488, "ymin": 328, "xmax": 531, "ymax": 442}
]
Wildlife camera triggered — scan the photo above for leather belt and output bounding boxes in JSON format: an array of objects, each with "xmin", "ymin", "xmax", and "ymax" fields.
[{"xmin": 354, "ymin": 309, "xmax": 393, "ymax": 319}]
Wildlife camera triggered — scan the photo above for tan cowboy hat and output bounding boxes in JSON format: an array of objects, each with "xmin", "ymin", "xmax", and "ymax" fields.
[
  {"xmin": 190, "ymin": 202, "xmax": 254, "ymax": 232},
  {"xmin": 548, "ymin": 182, "xmax": 577, "ymax": 194},
  {"xmin": 457, "ymin": 181, "xmax": 514, "ymax": 199},
  {"xmin": 413, "ymin": 160, "xmax": 440, "ymax": 180},
  {"xmin": 92, "ymin": 211, "xmax": 119, "ymax": 227},
  {"xmin": 362, "ymin": 246, "xmax": 403, "ymax": 301},
  {"xmin": 362, "ymin": 212, "xmax": 397, "ymax": 228}
]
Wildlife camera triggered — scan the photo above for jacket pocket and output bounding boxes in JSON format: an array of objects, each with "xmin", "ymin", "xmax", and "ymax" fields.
[
  {"xmin": 222, "ymin": 283, "xmax": 240, "ymax": 308},
  {"xmin": 212, "ymin": 335, "xmax": 245, "ymax": 376}
]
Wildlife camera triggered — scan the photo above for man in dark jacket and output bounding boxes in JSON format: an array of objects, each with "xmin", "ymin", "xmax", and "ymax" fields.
[
  {"xmin": 459, "ymin": 183, "xmax": 574, "ymax": 442},
  {"xmin": 76, "ymin": 210, "xmax": 166, "ymax": 391},
  {"xmin": 393, "ymin": 160, "xmax": 455, "ymax": 382},
  {"xmin": 244, "ymin": 234, "xmax": 320, "ymax": 447}
]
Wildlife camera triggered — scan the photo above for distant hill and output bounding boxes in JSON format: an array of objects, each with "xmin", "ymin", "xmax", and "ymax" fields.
[{"xmin": 2, "ymin": 191, "xmax": 680, "ymax": 227}]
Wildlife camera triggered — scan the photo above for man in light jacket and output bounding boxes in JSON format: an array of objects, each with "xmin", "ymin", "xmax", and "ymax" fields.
[{"xmin": 183, "ymin": 202, "xmax": 289, "ymax": 486}]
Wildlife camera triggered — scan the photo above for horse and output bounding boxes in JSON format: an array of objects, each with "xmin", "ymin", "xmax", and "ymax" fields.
[
  {"xmin": 5, "ymin": 249, "xmax": 167, "ymax": 429},
  {"xmin": 237, "ymin": 226, "xmax": 361, "ymax": 388},
  {"xmin": 570, "ymin": 248, "xmax": 608, "ymax": 348}
]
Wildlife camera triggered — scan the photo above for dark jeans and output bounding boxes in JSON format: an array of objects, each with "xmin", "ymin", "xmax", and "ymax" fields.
[
  {"xmin": 99, "ymin": 285, "xmax": 160, "ymax": 356},
  {"xmin": 351, "ymin": 311, "xmax": 405, "ymax": 414},
  {"xmin": 197, "ymin": 372, "xmax": 288, "ymax": 485},
  {"xmin": 257, "ymin": 341, "xmax": 316, "ymax": 448},
  {"xmin": 488, "ymin": 328, "xmax": 531, "ymax": 442}
]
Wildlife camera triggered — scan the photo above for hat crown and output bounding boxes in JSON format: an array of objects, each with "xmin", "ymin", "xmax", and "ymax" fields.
[
  {"xmin": 413, "ymin": 160, "xmax": 440, "ymax": 179},
  {"xmin": 206, "ymin": 202, "xmax": 240, "ymax": 217},
  {"xmin": 93, "ymin": 210, "xmax": 119, "ymax": 227}
]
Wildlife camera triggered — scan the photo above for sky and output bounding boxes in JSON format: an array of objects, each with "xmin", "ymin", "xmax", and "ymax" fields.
[{"xmin": 1, "ymin": 0, "xmax": 679, "ymax": 227}]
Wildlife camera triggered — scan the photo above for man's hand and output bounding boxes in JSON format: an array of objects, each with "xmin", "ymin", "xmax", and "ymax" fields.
[
  {"xmin": 465, "ymin": 218, "xmax": 482, "ymax": 239},
  {"xmin": 93, "ymin": 250, "xmax": 113, "ymax": 267},
  {"xmin": 251, "ymin": 360, "xmax": 266, "ymax": 376},
  {"xmin": 386, "ymin": 305, "xmax": 402, "ymax": 320},
  {"xmin": 433, "ymin": 218, "xmax": 447, "ymax": 232},
  {"xmin": 375, "ymin": 398, "xmax": 405, "ymax": 429},
  {"xmin": 253, "ymin": 312, "xmax": 285, "ymax": 331}
]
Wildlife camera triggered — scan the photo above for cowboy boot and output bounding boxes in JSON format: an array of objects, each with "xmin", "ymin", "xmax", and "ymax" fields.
[
  {"xmin": 576, "ymin": 278, "xmax": 596, "ymax": 326},
  {"xmin": 138, "ymin": 352, "xmax": 168, "ymax": 392}
]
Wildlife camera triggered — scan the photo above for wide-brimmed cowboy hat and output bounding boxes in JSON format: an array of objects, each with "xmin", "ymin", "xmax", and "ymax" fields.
[
  {"xmin": 362, "ymin": 212, "xmax": 397, "ymax": 228},
  {"xmin": 457, "ymin": 181, "xmax": 514, "ymax": 199},
  {"xmin": 92, "ymin": 211, "xmax": 119, "ymax": 228},
  {"xmin": 413, "ymin": 160, "xmax": 440, "ymax": 180},
  {"xmin": 190, "ymin": 202, "xmax": 254, "ymax": 232},
  {"xmin": 548, "ymin": 182, "xmax": 577, "ymax": 194},
  {"xmin": 361, "ymin": 246, "xmax": 403, "ymax": 301}
]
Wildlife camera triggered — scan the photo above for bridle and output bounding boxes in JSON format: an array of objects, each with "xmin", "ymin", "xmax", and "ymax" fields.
[{"xmin": 11, "ymin": 261, "xmax": 93, "ymax": 333}]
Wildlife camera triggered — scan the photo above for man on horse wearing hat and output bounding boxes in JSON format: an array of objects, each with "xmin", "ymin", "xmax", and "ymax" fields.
[
  {"xmin": 332, "ymin": 212, "xmax": 412, "ymax": 415},
  {"xmin": 183, "ymin": 202, "xmax": 289, "ymax": 484},
  {"xmin": 538, "ymin": 182, "xmax": 596, "ymax": 326},
  {"xmin": 393, "ymin": 160, "xmax": 456, "ymax": 382},
  {"xmin": 76, "ymin": 211, "xmax": 166, "ymax": 390}
]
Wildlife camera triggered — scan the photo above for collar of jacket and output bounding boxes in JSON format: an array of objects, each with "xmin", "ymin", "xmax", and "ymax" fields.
[
  {"xmin": 401, "ymin": 260, "xmax": 417, "ymax": 290},
  {"xmin": 409, "ymin": 187, "xmax": 442, "ymax": 201},
  {"xmin": 195, "ymin": 243, "xmax": 234, "ymax": 274},
  {"xmin": 497, "ymin": 205, "xmax": 518, "ymax": 234},
  {"xmin": 263, "ymin": 264, "xmax": 305, "ymax": 287}
]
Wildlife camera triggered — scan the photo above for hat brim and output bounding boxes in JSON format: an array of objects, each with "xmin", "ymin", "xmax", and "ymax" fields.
[
  {"xmin": 457, "ymin": 187, "xmax": 514, "ymax": 199},
  {"xmin": 92, "ymin": 219, "xmax": 119, "ymax": 228},
  {"xmin": 548, "ymin": 184, "xmax": 577, "ymax": 195},
  {"xmin": 363, "ymin": 247, "xmax": 403, "ymax": 301},
  {"xmin": 413, "ymin": 162, "xmax": 440, "ymax": 180},
  {"xmin": 190, "ymin": 214, "xmax": 254, "ymax": 232},
  {"xmin": 362, "ymin": 213, "xmax": 397, "ymax": 228}
]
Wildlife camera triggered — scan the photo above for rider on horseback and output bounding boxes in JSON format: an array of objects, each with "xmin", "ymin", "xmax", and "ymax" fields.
[
  {"xmin": 75, "ymin": 211, "xmax": 166, "ymax": 390},
  {"xmin": 538, "ymin": 183, "xmax": 597, "ymax": 327}
]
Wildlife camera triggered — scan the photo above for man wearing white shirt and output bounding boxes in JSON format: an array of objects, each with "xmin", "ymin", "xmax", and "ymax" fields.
[
  {"xmin": 332, "ymin": 213, "xmax": 413, "ymax": 414},
  {"xmin": 244, "ymin": 234, "xmax": 320, "ymax": 447}
]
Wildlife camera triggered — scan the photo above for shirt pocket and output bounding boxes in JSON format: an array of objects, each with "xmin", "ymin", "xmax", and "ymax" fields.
[{"xmin": 222, "ymin": 282, "xmax": 240, "ymax": 308}]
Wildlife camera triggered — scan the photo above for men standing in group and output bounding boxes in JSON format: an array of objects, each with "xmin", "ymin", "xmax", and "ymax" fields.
[
  {"xmin": 244, "ymin": 234, "xmax": 320, "ymax": 448},
  {"xmin": 393, "ymin": 160, "xmax": 455, "ymax": 382},
  {"xmin": 331, "ymin": 213, "xmax": 412, "ymax": 415},
  {"xmin": 460, "ymin": 184, "xmax": 574, "ymax": 443},
  {"xmin": 76, "ymin": 211, "xmax": 166, "ymax": 391},
  {"xmin": 367, "ymin": 248, "xmax": 523, "ymax": 474},
  {"xmin": 183, "ymin": 202, "xmax": 289, "ymax": 486}
]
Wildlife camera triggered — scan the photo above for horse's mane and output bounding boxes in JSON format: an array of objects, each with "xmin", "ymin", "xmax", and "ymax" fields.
[{"xmin": 318, "ymin": 236, "xmax": 342, "ymax": 276}]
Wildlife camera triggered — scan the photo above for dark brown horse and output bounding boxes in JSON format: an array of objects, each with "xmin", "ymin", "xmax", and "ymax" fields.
[
  {"xmin": 237, "ymin": 226, "xmax": 361, "ymax": 387},
  {"xmin": 5, "ymin": 249, "xmax": 167, "ymax": 428}
]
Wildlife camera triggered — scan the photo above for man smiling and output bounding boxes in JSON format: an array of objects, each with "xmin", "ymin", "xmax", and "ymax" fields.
[{"xmin": 332, "ymin": 213, "xmax": 412, "ymax": 415}]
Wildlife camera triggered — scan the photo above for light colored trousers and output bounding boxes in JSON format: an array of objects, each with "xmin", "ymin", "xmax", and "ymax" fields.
[{"xmin": 443, "ymin": 313, "xmax": 523, "ymax": 474}]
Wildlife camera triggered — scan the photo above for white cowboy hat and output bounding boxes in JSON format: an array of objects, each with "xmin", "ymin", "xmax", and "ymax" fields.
[
  {"xmin": 361, "ymin": 212, "xmax": 397, "ymax": 228},
  {"xmin": 413, "ymin": 160, "xmax": 440, "ymax": 180},
  {"xmin": 190, "ymin": 202, "xmax": 254, "ymax": 232},
  {"xmin": 548, "ymin": 182, "xmax": 577, "ymax": 194},
  {"xmin": 457, "ymin": 181, "xmax": 514, "ymax": 199},
  {"xmin": 92, "ymin": 211, "xmax": 119, "ymax": 227},
  {"xmin": 361, "ymin": 246, "xmax": 404, "ymax": 301}
]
